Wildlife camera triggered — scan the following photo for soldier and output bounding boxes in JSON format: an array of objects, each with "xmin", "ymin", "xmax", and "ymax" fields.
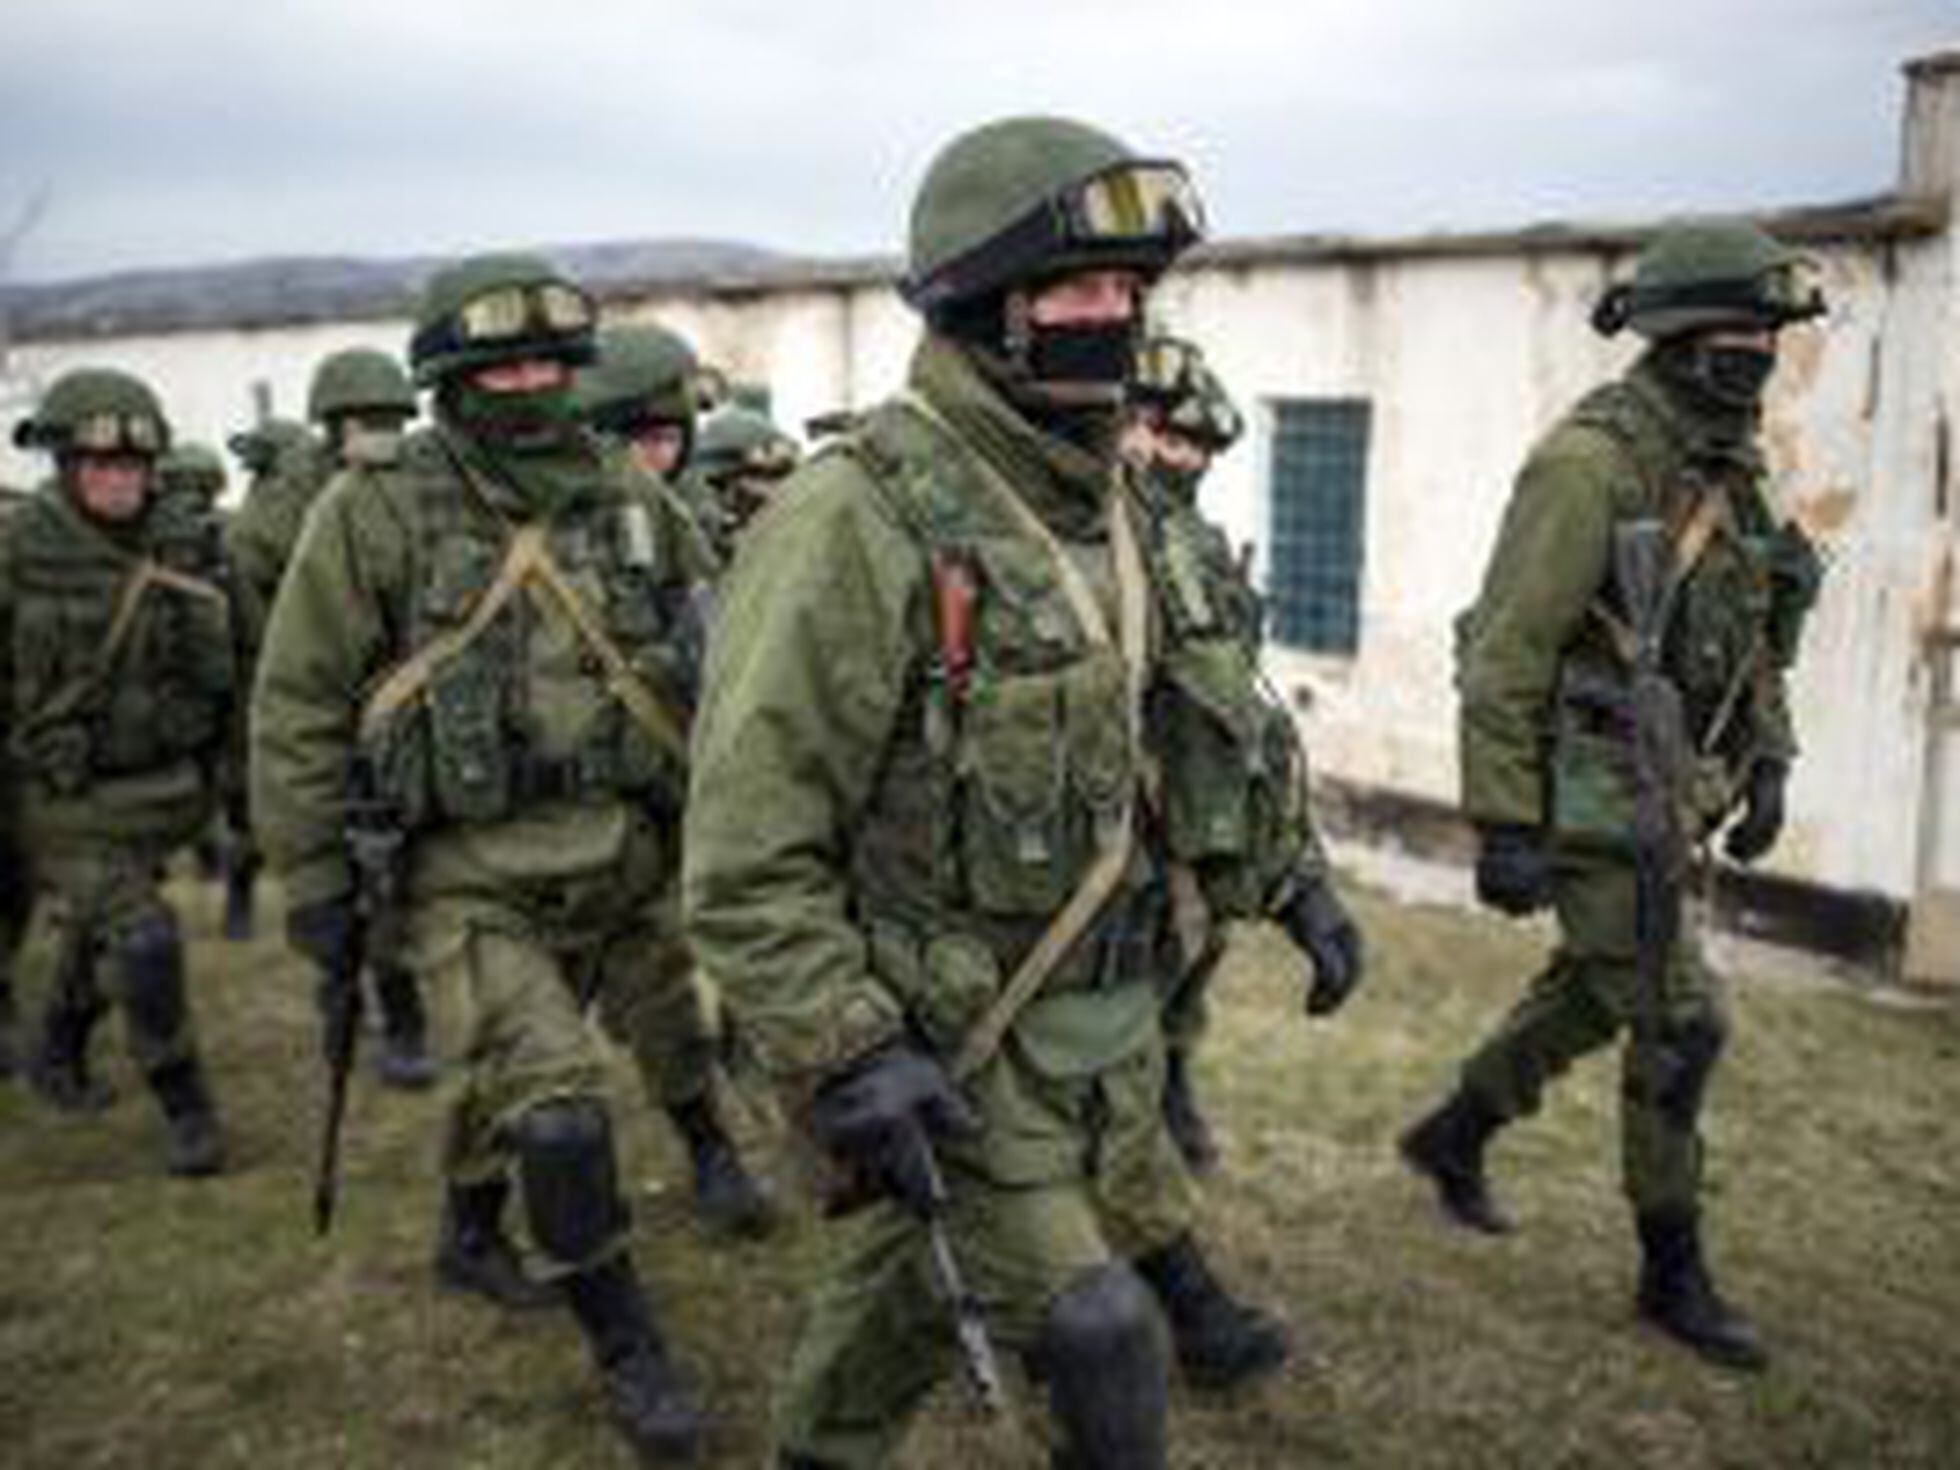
[
  {"xmin": 158, "ymin": 441, "xmax": 230, "ymax": 510},
  {"xmin": 690, "ymin": 405, "xmax": 801, "ymax": 560},
  {"xmin": 0, "ymin": 482, "xmax": 29, "ymax": 1079},
  {"xmin": 571, "ymin": 322, "xmax": 778, "ymax": 1238},
  {"xmin": 227, "ymin": 348, "xmax": 438, "ymax": 1088},
  {"xmin": 5, "ymin": 368, "xmax": 234, "ymax": 1175},
  {"xmin": 1121, "ymin": 335, "xmax": 1364, "ymax": 1174},
  {"xmin": 685, "ymin": 116, "xmax": 1297, "ymax": 1469},
  {"xmin": 252, "ymin": 253, "xmax": 708, "ymax": 1460},
  {"xmin": 1400, "ymin": 221, "xmax": 1827, "ymax": 1372}
]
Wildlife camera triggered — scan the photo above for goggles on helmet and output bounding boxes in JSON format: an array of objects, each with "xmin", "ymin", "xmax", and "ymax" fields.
[
  {"xmin": 454, "ymin": 281, "xmax": 596, "ymax": 344},
  {"xmin": 690, "ymin": 364, "xmax": 731, "ymax": 413},
  {"xmin": 1166, "ymin": 388, "xmax": 1243, "ymax": 448},
  {"xmin": 1627, "ymin": 257, "xmax": 1827, "ymax": 331},
  {"xmin": 740, "ymin": 436, "xmax": 799, "ymax": 477},
  {"xmin": 909, "ymin": 159, "xmax": 1206, "ymax": 311},
  {"xmin": 1133, "ymin": 336, "xmax": 1204, "ymax": 401},
  {"xmin": 68, "ymin": 411, "xmax": 166, "ymax": 455}
]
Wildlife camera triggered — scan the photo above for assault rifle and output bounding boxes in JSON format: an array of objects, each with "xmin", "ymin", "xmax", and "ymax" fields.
[
  {"xmin": 311, "ymin": 753, "xmax": 403, "ymax": 1236},
  {"xmin": 1614, "ymin": 520, "xmax": 1691, "ymax": 1054},
  {"xmin": 918, "ymin": 1144, "xmax": 1008, "ymax": 1417}
]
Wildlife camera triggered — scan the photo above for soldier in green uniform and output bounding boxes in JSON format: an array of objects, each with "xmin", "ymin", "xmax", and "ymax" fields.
[
  {"xmin": 690, "ymin": 405, "xmax": 801, "ymax": 560},
  {"xmin": 0, "ymin": 482, "xmax": 31, "ymax": 1079},
  {"xmin": 5, "ymin": 368, "xmax": 233, "ymax": 1175},
  {"xmin": 158, "ymin": 441, "xmax": 230, "ymax": 509},
  {"xmin": 228, "ymin": 347, "xmax": 439, "ymax": 1088},
  {"xmin": 252, "ymin": 253, "xmax": 708, "ymax": 1461},
  {"xmin": 1122, "ymin": 335, "xmax": 1363, "ymax": 1174},
  {"xmin": 571, "ymin": 321, "xmax": 778, "ymax": 1238},
  {"xmin": 1400, "ymin": 221, "xmax": 1827, "ymax": 1372},
  {"xmin": 686, "ymin": 117, "xmax": 1308, "ymax": 1470}
]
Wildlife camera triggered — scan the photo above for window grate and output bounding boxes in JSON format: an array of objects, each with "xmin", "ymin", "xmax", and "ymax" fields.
[{"xmin": 1266, "ymin": 398, "xmax": 1370, "ymax": 655}]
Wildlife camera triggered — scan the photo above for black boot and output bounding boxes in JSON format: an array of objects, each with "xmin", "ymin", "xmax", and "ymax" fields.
[
  {"xmin": 1399, "ymin": 1088, "xmax": 1514, "ymax": 1234},
  {"xmin": 27, "ymin": 995, "xmax": 113, "ymax": 1114},
  {"xmin": 1134, "ymin": 1233, "xmax": 1289, "ymax": 1391},
  {"xmin": 668, "ymin": 1094, "xmax": 775, "ymax": 1239},
  {"xmin": 1636, "ymin": 1210, "xmax": 1767, "ymax": 1371},
  {"xmin": 565, "ymin": 1255, "xmax": 706, "ymax": 1463},
  {"xmin": 1162, "ymin": 1049, "xmax": 1219, "ymax": 1177},
  {"xmin": 370, "ymin": 964, "xmax": 438, "ymax": 1091},
  {"xmin": 434, "ymin": 1180, "xmax": 558, "ymax": 1310},
  {"xmin": 151, "ymin": 1059, "xmax": 227, "ymax": 1177}
]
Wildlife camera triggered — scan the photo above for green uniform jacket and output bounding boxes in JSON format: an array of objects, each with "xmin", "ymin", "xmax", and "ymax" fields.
[
  {"xmin": 1458, "ymin": 354, "xmax": 1818, "ymax": 838},
  {"xmin": 225, "ymin": 431, "xmax": 335, "ymax": 670},
  {"xmin": 250, "ymin": 423, "xmax": 713, "ymax": 913}
]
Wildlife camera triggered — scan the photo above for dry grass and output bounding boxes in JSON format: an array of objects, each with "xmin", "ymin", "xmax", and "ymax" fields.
[{"xmin": 2, "ymin": 875, "xmax": 1956, "ymax": 1468}]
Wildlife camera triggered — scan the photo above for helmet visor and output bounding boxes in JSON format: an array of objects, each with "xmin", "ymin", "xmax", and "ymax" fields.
[
  {"xmin": 1064, "ymin": 162, "xmax": 1206, "ymax": 245},
  {"xmin": 70, "ymin": 411, "xmax": 165, "ymax": 454},
  {"xmin": 456, "ymin": 281, "xmax": 597, "ymax": 344}
]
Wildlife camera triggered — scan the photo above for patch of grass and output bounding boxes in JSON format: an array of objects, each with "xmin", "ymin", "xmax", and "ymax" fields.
[{"xmin": 2, "ymin": 875, "xmax": 1956, "ymax": 1467}]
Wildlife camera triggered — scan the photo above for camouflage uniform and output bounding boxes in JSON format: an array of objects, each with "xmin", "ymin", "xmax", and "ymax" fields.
[
  {"xmin": 1403, "ymin": 221, "xmax": 1827, "ymax": 1372},
  {"xmin": 252, "ymin": 253, "xmax": 708, "ymax": 1459},
  {"xmin": 5, "ymin": 369, "xmax": 235, "ymax": 1174},
  {"xmin": 689, "ymin": 405, "xmax": 801, "ymax": 561},
  {"xmin": 686, "ymin": 118, "xmax": 1290, "ymax": 1470}
]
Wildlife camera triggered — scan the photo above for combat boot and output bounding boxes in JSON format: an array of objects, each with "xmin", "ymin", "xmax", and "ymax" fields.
[
  {"xmin": 1399, "ymin": 1088, "xmax": 1514, "ymax": 1234},
  {"xmin": 151, "ymin": 1058, "xmax": 227, "ymax": 1177},
  {"xmin": 668, "ymin": 1094, "xmax": 776, "ymax": 1239},
  {"xmin": 1161, "ymin": 1049, "xmax": 1219, "ymax": 1177},
  {"xmin": 1134, "ymin": 1233, "xmax": 1290, "ymax": 1391},
  {"xmin": 1635, "ymin": 1210, "xmax": 1768, "ymax": 1371},
  {"xmin": 27, "ymin": 999, "xmax": 113, "ymax": 1113},
  {"xmin": 371, "ymin": 964, "xmax": 438, "ymax": 1091},
  {"xmin": 565, "ymin": 1255, "xmax": 706, "ymax": 1463},
  {"xmin": 434, "ymin": 1179, "xmax": 558, "ymax": 1310}
]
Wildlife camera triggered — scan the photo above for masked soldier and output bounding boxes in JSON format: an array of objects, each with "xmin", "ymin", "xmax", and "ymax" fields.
[
  {"xmin": 686, "ymin": 117, "xmax": 1297, "ymax": 1470},
  {"xmin": 690, "ymin": 405, "xmax": 802, "ymax": 560},
  {"xmin": 5, "ymin": 369, "xmax": 234, "ymax": 1174},
  {"xmin": 1401, "ymin": 221, "xmax": 1827, "ymax": 1372},
  {"xmin": 252, "ymin": 254, "xmax": 710, "ymax": 1460},
  {"xmin": 1121, "ymin": 335, "xmax": 1364, "ymax": 1174},
  {"xmin": 571, "ymin": 322, "xmax": 777, "ymax": 1238},
  {"xmin": 227, "ymin": 347, "xmax": 439, "ymax": 1087}
]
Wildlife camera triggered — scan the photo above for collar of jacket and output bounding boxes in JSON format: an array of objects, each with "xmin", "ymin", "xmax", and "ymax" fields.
[
  {"xmin": 1628, "ymin": 351, "xmax": 1765, "ymax": 475},
  {"xmin": 909, "ymin": 334, "xmax": 1116, "ymax": 541},
  {"xmin": 435, "ymin": 416, "xmax": 604, "ymax": 523}
]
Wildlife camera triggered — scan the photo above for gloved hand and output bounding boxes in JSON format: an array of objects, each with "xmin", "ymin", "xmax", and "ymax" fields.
[
  {"xmin": 808, "ymin": 1043, "xmax": 980, "ymax": 1218},
  {"xmin": 287, "ymin": 894, "xmax": 362, "ymax": 1062},
  {"xmin": 1475, "ymin": 823, "xmax": 1554, "ymax": 916},
  {"xmin": 1723, "ymin": 759, "xmax": 1788, "ymax": 865},
  {"xmin": 1278, "ymin": 876, "xmax": 1365, "ymax": 1017}
]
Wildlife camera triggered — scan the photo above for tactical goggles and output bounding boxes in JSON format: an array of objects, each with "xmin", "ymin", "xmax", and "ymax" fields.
[
  {"xmin": 1133, "ymin": 337, "xmax": 1204, "ymax": 401},
  {"xmin": 739, "ymin": 436, "xmax": 799, "ymax": 477},
  {"xmin": 908, "ymin": 159, "xmax": 1206, "ymax": 310},
  {"xmin": 454, "ymin": 281, "xmax": 597, "ymax": 344},
  {"xmin": 68, "ymin": 412, "xmax": 166, "ymax": 455},
  {"xmin": 690, "ymin": 364, "xmax": 731, "ymax": 412},
  {"xmin": 1167, "ymin": 386, "xmax": 1244, "ymax": 448}
]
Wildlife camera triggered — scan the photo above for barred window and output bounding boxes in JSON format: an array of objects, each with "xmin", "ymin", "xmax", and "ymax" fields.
[{"xmin": 1266, "ymin": 398, "xmax": 1371, "ymax": 655}]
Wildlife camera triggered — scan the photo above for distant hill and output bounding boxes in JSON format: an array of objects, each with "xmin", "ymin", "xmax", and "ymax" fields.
[{"xmin": 0, "ymin": 239, "xmax": 798, "ymax": 341}]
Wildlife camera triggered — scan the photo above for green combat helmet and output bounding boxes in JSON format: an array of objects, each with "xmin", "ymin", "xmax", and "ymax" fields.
[
  {"xmin": 227, "ymin": 417, "xmax": 312, "ymax": 479},
  {"xmin": 407, "ymin": 251, "xmax": 597, "ymax": 387},
  {"xmin": 13, "ymin": 367, "xmax": 170, "ymax": 459},
  {"xmin": 158, "ymin": 441, "xmax": 229, "ymax": 504},
  {"xmin": 696, "ymin": 406, "xmax": 800, "ymax": 488},
  {"xmin": 1133, "ymin": 336, "xmax": 1244, "ymax": 451},
  {"xmin": 307, "ymin": 347, "xmax": 417, "ymax": 423},
  {"xmin": 1592, "ymin": 219, "xmax": 1826, "ymax": 340},
  {"xmin": 574, "ymin": 323, "xmax": 702, "ymax": 436}
]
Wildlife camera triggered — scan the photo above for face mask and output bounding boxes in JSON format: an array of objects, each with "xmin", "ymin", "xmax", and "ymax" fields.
[
  {"xmin": 1024, "ymin": 319, "xmax": 1137, "ymax": 399},
  {"xmin": 448, "ymin": 380, "xmax": 582, "ymax": 451},
  {"xmin": 1700, "ymin": 345, "xmax": 1777, "ymax": 407},
  {"xmin": 339, "ymin": 420, "xmax": 404, "ymax": 466}
]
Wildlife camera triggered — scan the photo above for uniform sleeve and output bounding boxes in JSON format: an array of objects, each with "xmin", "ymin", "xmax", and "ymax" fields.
[
  {"xmin": 249, "ymin": 471, "xmax": 409, "ymax": 908},
  {"xmin": 1457, "ymin": 430, "xmax": 1625, "ymax": 827},
  {"xmin": 682, "ymin": 455, "xmax": 920, "ymax": 1085}
]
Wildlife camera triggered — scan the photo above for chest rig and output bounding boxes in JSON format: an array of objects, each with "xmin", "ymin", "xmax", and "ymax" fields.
[
  {"xmin": 358, "ymin": 431, "xmax": 697, "ymax": 835},
  {"xmin": 6, "ymin": 490, "xmax": 234, "ymax": 795}
]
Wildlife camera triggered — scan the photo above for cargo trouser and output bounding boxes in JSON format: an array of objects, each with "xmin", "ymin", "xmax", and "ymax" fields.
[
  {"xmin": 778, "ymin": 1023, "xmax": 1194, "ymax": 1468},
  {"xmin": 1459, "ymin": 851, "xmax": 1729, "ymax": 1217}
]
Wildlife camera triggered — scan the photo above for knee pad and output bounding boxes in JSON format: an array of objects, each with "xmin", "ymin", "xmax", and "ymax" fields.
[
  {"xmin": 1037, "ymin": 1262, "xmax": 1168, "ymax": 1470},
  {"xmin": 511, "ymin": 1097, "xmax": 628, "ymax": 1268},
  {"xmin": 117, "ymin": 910, "xmax": 185, "ymax": 1041},
  {"xmin": 1651, "ymin": 1013, "xmax": 1727, "ymax": 1128}
]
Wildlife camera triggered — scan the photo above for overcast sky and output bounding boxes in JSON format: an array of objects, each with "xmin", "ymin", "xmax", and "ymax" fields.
[{"xmin": 2, "ymin": 0, "xmax": 1953, "ymax": 284}]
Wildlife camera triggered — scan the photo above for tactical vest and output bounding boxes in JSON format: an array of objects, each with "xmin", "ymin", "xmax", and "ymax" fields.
[
  {"xmin": 359, "ymin": 432, "xmax": 700, "ymax": 835},
  {"xmin": 1548, "ymin": 378, "xmax": 1820, "ymax": 842},
  {"xmin": 1147, "ymin": 489, "xmax": 1310, "ymax": 918},
  {"xmin": 5, "ymin": 489, "xmax": 234, "ymax": 795}
]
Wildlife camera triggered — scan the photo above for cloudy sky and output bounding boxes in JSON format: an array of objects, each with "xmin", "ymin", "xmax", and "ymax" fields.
[{"xmin": 2, "ymin": 0, "xmax": 1953, "ymax": 283}]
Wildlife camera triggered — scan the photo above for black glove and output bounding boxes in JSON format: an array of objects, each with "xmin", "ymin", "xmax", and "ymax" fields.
[
  {"xmin": 808, "ymin": 1043, "xmax": 980, "ymax": 1218},
  {"xmin": 1278, "ymin": 876, "xmax": 1365, "ymax": 1017},
  {"xmin": 1723, "ymin": 759, "xmax": 1788, "ymax": 865},
  {"xmin": 287, "ymin": 895, "xmax": 362, "ymax": 1061},
  {"xmin": 1475, "ymin": 823, "xmax": 1554, "ymax": 916}
]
